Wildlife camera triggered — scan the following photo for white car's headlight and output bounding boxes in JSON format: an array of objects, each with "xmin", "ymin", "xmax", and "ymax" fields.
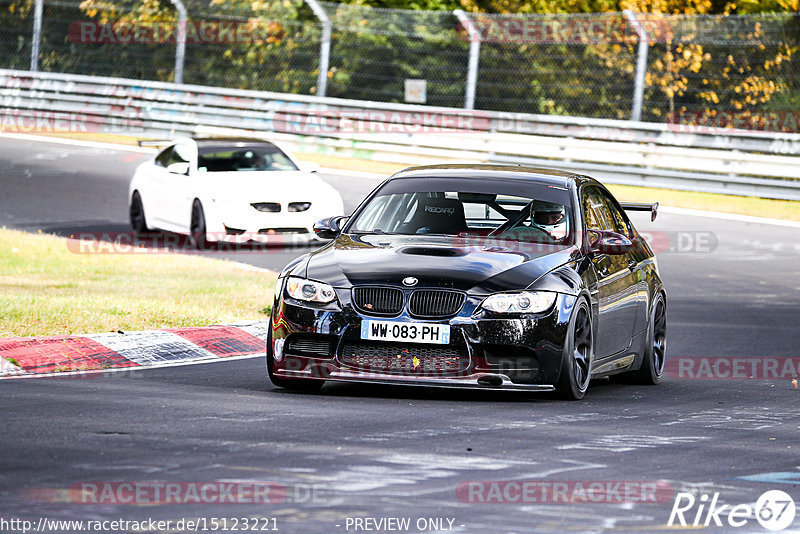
[
  {"xmin": 285, "ymin": 277, "xmax": 337, "ymax": 303},
  {"xmin": 480, "ymin": 291, "xmax": 556, "ymax": 314}
]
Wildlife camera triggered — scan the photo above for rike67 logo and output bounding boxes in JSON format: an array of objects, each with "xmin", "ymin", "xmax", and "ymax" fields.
[{"xmin": 668, "ymin": 490, "xmax": 796, "ymax": 531}]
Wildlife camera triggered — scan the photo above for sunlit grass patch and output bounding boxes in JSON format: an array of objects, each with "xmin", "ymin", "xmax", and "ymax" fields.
[{"xmin": 0, "ymin": 228, "xmax": 276, "ymax": 337}]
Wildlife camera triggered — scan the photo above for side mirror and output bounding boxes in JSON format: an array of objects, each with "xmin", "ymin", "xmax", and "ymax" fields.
[
  {"xmin": 298, "ymin": 161, "xmax": 320, "ymax": 173},
  {"xmin": 313, "ymin": 216, "xmax": 346, "ymax": 239},
  {"xmin": 588, "ymin": 230, "xmax": 633, "ymax": 255},
  {"xmin": 166, "ymin": 162, "xmax": 191, "ymax": 175}
]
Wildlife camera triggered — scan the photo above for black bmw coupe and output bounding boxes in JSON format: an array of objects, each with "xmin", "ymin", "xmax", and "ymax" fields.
[{"xmin": 267, "ymin": 164, "xmax": 666, "ymax": 400}]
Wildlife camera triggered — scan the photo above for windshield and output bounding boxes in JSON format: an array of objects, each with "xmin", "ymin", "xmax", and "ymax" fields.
[
  {"xmin": 348, "ymin": 177, "xmax": 573, "ymax": 245},
  {"xmin": 198, "ymin": 143, "xmax": 298, "ymax": 172}
]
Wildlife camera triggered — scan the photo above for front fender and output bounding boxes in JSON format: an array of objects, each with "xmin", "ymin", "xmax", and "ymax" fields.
[{"xmin": 527, "ymin": 262, "xmax": 584, "ymax": 296}]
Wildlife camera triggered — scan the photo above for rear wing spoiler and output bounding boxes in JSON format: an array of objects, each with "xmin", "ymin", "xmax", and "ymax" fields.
[{"xmin": 620, "ymin": 202, "xmax": 658, "ymax": 222}]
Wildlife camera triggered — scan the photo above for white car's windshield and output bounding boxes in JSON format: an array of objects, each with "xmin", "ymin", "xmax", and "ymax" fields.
[
  {"xmin": 349, "ymin": 181, "xmax": 572, "ymax": 245},
  {"xmin": 198, "ymin": 143, "xmax": 298, "ymax": 172}
]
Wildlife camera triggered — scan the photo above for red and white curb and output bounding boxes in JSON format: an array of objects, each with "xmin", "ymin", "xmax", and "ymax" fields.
[{"xmin": 0, "ymin": 322, "xmax": 269, "ymax": 379}]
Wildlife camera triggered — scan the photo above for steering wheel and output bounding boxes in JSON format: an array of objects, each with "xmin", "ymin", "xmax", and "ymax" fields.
[{"xmin": 499, "ymin": 225, "xmax": 557, "ymax": 244}]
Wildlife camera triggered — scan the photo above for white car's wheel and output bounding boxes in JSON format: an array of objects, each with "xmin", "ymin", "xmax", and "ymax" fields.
[
  {"xmin": 129, "ymin": 191, "xmax": 148, "ymax": 233},
  {"xmin": 190, "ymin": 201, "xmax": 208, "ymax": 249}
]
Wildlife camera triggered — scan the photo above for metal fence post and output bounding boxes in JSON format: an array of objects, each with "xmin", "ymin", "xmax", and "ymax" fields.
[
  {"xmin": 30, "ymin": 0, "xmax": 43, "ymax": 71},
  {"xmin": 169, "ymin": 0, "xmax": 187, "ymax": 84},
  {"xmin": 623, "ymin": 10, "xmax": 649, "ymax": 122},
  {"xmin": 454, "ymin": 9, "xmax": 480, "ymax": 110},
  {"xmin": 305, "ymin": 0, "xmax": 332, "ymax": 97}
]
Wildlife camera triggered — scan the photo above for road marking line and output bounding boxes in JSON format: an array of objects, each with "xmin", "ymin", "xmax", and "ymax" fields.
[
  {"xmin": 660, "ymin": 206, "xmax": 800, "ymax": 228},
  {"xmin": 318, "ymin": 166, "xmax": 387, "ymax": 180},
  {"xmin": 0, "ymin": 353, "xmax": 261, "ymax": 380},
  {"xmin": 0, "ymin": 356, "xmax": 27, "ymax": 375},
  {"xmin": 0, "ymin": 133, "xmax": 152, "ymax": 153}
]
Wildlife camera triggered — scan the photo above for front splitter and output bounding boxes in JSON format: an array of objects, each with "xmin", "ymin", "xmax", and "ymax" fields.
[{"xmin": 277, "ymin": 368, "xmax": 556, "ymax": 392}]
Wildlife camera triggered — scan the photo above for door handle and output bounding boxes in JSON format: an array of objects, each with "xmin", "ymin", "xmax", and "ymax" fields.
[{"xmin": 627, "ymin": 259, "xmax": 637, "ymax": 272}]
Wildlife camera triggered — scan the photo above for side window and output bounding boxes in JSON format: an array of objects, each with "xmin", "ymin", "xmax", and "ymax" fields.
[
  {"xmin": 168, "ymin": 144, "xmax": 191, "ymax": 166},
  {"xmin": 582, "ymin": 188, "xmax": 612, "ymax": 231},
  {"xmin": 582, "ymin": 187, "xmax": 629, "ymax": 236},
  {"xmin": 604, "ymin": 196, "xmax": 631, "ymax": 237},
  {"xmin": 154, "ymin": 146, "xmax": 174, "ymax": 167}
]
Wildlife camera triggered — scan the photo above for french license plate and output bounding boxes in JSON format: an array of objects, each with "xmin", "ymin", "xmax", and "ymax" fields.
[{"xmin": 360, "ymin": 320, "xmax": 450, "ymax": 345}]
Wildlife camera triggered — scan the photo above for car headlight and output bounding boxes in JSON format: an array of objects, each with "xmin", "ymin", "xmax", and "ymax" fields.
[
  {"xmin": 480, "ymin": 291, "xmax": 556, "ymax": 314},
  {"xmin": 285, "ymin": 276, "xmax": 337, "ymax": 303}
]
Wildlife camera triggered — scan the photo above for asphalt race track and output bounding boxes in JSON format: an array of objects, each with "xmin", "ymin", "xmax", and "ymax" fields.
[{"xmin": 1, "ymin": 135, "xmax": 800, "ymax": 533}]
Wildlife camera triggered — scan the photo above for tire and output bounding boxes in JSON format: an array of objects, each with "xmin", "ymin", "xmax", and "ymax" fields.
[
  {"xmin": 611, "ymin": 292, "xmax": 667, "ymax": 385},
  {"xmin": 189, "ymin": 200, "xmax": 207, "ymax": 249},
  {"xmin": 266, "ymin": 327, "xmax": 324, "ymax": 392},
  {"xmin": 129, "ymin": 191, "xmax": 148, "ymax": 233},
  {"xmin": 555, "ymin": 298, "xmax": 593, "ymax": 400},
  {"xmin": 634, "ymin": 293, "xmax": 667, "ymax": 384}
]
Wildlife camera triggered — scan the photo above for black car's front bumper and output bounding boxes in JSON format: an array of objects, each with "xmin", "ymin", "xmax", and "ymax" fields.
[{"xmin": 269, "ymin": 291, "xmax": 577, "ymax": 391}]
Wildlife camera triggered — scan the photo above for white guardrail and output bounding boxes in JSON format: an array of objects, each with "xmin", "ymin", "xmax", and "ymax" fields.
[{"xmin": 2, "ymin": 68, "xmax": 800, "ymax": 200}]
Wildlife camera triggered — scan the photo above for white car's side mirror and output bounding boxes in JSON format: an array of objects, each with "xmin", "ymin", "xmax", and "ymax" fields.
[
  {"xmin": 298, "ymin": 161, "xmax": 320, "ymax": 173},
  {"xmin": 167, "ymin": 162, "xmax": 191, "ymax": 175}
]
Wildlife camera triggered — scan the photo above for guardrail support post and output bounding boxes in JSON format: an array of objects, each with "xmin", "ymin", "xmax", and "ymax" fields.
[
  {"xmin": 169, "ymin": 0, "xmax": 187, "ymax": 84},
  {"xmin": 454, "ymin": 10, "xmax": 480, "ymax": 110},
  {"xmin": 623, "ymin": 10, "xmax": 649, "ymax": 122},
  {"xmin": 305, "ymin": 0, "xmax": 332, "ymax": 97},
  {"xmin": 30, "ymin": 0, "xmax": 43, "ymax": 71}
]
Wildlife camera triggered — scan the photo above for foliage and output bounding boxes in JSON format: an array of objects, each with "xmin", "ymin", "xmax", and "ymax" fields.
[{"xmin": 0, "ymin": 0, "xmax": 796, "ymax": 120}]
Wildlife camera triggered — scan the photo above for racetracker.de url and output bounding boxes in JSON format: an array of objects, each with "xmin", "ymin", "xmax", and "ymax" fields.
[{"xmin": 0, "ymin": 516, "xmax": 279, "ymax": 533}]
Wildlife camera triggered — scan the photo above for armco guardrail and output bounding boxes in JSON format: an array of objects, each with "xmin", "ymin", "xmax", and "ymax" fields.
[{"xmin": 2, "ymin": 69, "xmax": 799, "ymax": 200}]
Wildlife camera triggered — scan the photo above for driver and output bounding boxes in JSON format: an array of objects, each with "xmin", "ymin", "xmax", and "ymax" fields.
[
  {"xmin": 531, "ymin": 200, "xmax": 567, "ymax": 240},
  {"xmin": 238, "ymin": 150, "xmax": 266, "ymax": 170},
  {"xmin": 496, "ymin": 200, "xmax": 567, "ymax": 245}
]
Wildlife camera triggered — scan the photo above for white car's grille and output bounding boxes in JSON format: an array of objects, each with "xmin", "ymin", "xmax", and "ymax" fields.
[{"xmin": 251, "ymin": 202, "xmax": 281, "ymax": 213}]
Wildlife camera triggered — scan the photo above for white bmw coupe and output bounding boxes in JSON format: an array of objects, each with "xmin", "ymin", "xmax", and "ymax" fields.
[{"xmin": 128, "ymin": 136, "xmax": 344, "ymax": 246}]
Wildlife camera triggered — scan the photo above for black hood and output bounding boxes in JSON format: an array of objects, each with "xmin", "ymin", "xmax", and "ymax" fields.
[{"xmin": 303, "ymin": 234, "xmax": 578, "ymax": 294}]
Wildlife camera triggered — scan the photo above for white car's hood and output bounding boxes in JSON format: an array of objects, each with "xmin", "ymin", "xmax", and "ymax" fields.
[{"xmin": 206, "ymin": 170, "xmax": 336, "ymax": 203}]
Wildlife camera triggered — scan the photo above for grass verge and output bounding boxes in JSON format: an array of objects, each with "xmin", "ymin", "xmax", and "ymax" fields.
[{"xmin": 0, "ymin": 228, "xmax": 276, "ymax": 337}]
